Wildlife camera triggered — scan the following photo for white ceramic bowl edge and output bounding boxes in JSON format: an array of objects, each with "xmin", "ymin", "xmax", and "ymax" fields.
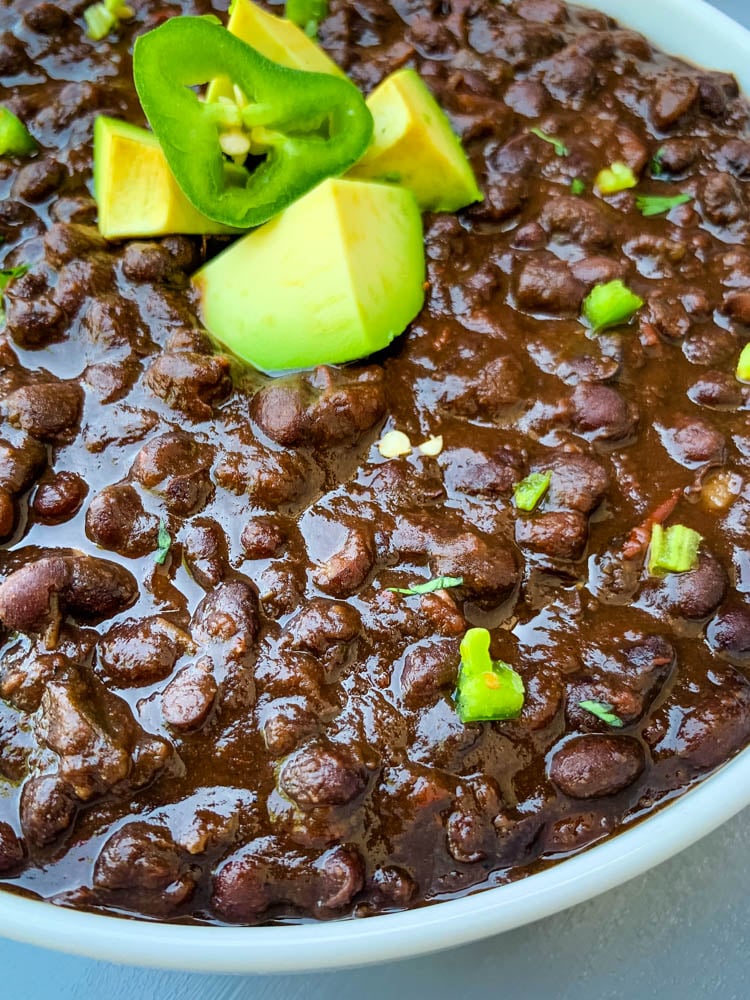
[{"xmin": 1, "ymin": 0, "xmax": 749, "ymax": 973}]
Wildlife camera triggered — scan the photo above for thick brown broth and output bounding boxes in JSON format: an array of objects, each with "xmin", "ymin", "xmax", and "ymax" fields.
[{"xmin": 1, "ymin": 0, "xmax": 750, "ymax": 924}]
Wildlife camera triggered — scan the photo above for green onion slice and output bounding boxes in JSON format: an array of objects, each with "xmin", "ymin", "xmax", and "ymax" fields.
[
  {"xmin": 596, "ymin": 161, "xmax": 638, "ymax": 194},
  {"xmin": 648, "ymin": 523, "xmax": 702, "ymax": 575},
  {"xmin": 529, "ymin": 127, "xmax": 568, "ymax": 157},
  {"xmin": 579, "ymin": 700, "xmax": 624, "ymax": 728},
  {"xmin": 570, "ymin": 177, "xmax": 586, "ymax": 195},
  {"xmin": 0, "ymin": 107, "xmax": 37, "ymax": 157},
  {"xmin": 582, "ymin": 279, "xmax": 644, "ymax": 333},
  {"xmin": 650, "ymin": 147, "xmax": 665, "ymax": 176},
  {"xmin": 0, "ymin": 265, "xmax": 29, "ymax": 294},
  {"xmin": 454, "ymin": 627, "xmax": 525, "ymax": 724},
  {"xmin": 154, "ymin": 518, "xmax": 172, "ymax": 565},
  {"xmin": 513, "ymin": 471, "xmax": 552, "ymax": 512},
  {"xmin": 0, "ymin": 264, "xmax": 29, "ymax": 325},
  {"xmin": 736, "ymin": 343, "xmax": 750, "ymax": 382},
  {"xmin": 387, "ymin": 575, "xmax": 463, "ymax": 596},
  {"xmin": 84, "ymin": 0, "xmax": 134, "ymax": 41},
  {"xmin": 635, "ymin": 193, "xmax": 692, "ymax": 217}
]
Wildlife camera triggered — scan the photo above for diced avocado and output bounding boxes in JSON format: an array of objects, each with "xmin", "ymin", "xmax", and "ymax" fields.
[
  {"xmin": 349, "ymin": 68, "xmax": 482, "ymax": 213},
  {"xmin": 94, "ymin": 117, "xmax": 239, "ymax": 240},
  {"xmin": 193, "ymin": 177, "xmax": 425, "ymax": 372},
  {"xmin": 206, "ymin": 0, "xmax": 345, "ymax": 105}
]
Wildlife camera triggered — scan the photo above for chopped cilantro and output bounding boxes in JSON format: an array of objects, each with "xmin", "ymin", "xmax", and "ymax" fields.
[
  {"xmin": 650, "ymin": 147, "xmax": 665, "ymax": 176},
  {"xmin": 635, "ymin": 192, "xmax": 693, "ymax": 217},
  {"xmin": 529, "ymin": 127, "xmax": 568, "ymax": 157},
  {"xmin": 154, "ymin": 519, "xmax": 172, "ymax": 565},
  {"xmin": 579, "ymin": 700, "xmax": 624, "ymax": 728},
  {"xmin": 388, "ymin": 575, "xmax": 463, "ymax": 596},
  {"xmin": 0, "ymin": 264, "xmax": 29, "ymax": 325}
]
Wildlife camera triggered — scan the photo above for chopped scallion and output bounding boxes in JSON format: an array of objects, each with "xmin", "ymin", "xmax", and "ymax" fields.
[
  {"xmin": 0, "ymin": 107, "xmax": 37, "ymax": 157},
  {"xmin": 650, "ymin": 147, "xmax": 665, "ymax": 176},
  {"xmin": 0, "ymin": 265, "xmax": 29, "ymax": 295},
  {"xmin": 513, "ymin": 471, "xmax": 551, "ymax": 512},
  {"xmin": 84, "ymin": 0, "xmax": 134, "ymax": 41},
  {"xmin": 635, "ymin": 192, "xmax": 693, "ymax": 217},
  {"xmin": 154, "ymin": 519, "xmax": 172, "ymax": 565},
  {"xmin": 454, "ymin": 627, "xmax": 525, "ymax": 724},
  {"xmin": 736, "ymin": 343, "xmax": 750, "ymax": 382},
  {"xmin": 529, "ymin": 127, "xmax": 568, "ymax": 157},
  {"xmin": 596, "ymin": 161, "xmax": 638, "ymax": 194},
  {"xmin": 582, "ymin": 279, "xmax": 644, "ymax": 333},
  {"xmin": 0, "ymin": 264, "xmax": 29, "ymax": 325},
  {"xmin": 648, "ymin": 523, "xmax": 702, "ymax": 575},
  {"xmin": 579, "ymin": 700, "xmax": 624, "ymax": 728},
  {"xmin": 570, "ymin": 177, "xmax": 586, "ymax": 195},
  {"xmin": 388, "ymin": 575, "xmax": 463, "ymax": 596},
  {"xmin": 285, "ymin": 0, "xmax": 329, "ymax": 36}
]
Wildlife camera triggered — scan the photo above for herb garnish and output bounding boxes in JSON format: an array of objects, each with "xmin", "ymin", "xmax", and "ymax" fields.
[
  {"xmin": 0, "ymin": 265, "xmax": 29, "ymax": 293},
  {"xmin": 650, "ymin": 147, "xmax": 665, "ymax": 176},
  {"xmin": 0, "ymin": 107, "xmax": 37, "ymax": 157},
  {"xmin": 513, "ymin": 471, "xmax": 551, "ymax": 512},
  {"xmin": 285, "ymin": 0, "xmax": 329, "ymax": 37},
  {"xmin": 635, "ymin": 193, "xmax": 693, "ymax": 217},
  {"xmin": 529, "ymin": 127, "xmax": 568, "ymax": 157},
  {"xmin": 84, "ymin": 0, "xmax": 135, "ymax": 42},
  {"xmin": 154, "ymin": 519, "xmax": 172, "ymax": 565},
  {"xmin": 582, "ymin": 279, "xmax": 644, "ymax": 333},
  {"xmin": 388, "ymin": 575, "xmax": 463, "ymax": 596},
  {"xmin": 737, "ymin": 343, "xmax": 750, "ymax": 382},
  {"xmin": 570, "ymin": 177, "xmax": 586, "ymax": 196},
  {"xmin": 579, "ymin": 700, "xmax": 624, "ymax": 728},
  {"xmin": 596, "ymin": 161, "xmax": 638, "ymax": 194},
  {"xmin": 454, "ymin": 627, "xmax": 525, "ymax": 724},
  {"xmin": 0, "ymin": 264, "xmax": 29, "ymax": 325},
  {"xmin": 648, "ymin": 523, "xmax": 702, "ymax": 576}
]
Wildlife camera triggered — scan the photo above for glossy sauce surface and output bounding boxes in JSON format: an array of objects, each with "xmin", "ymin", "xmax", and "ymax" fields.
[{"xmin": 1, "ymin": 0, "xmax": 750, "ymax": 924}]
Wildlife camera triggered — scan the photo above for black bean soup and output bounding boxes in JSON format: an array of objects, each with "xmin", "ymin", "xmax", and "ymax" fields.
[{"xmin": 1, "ymin": 0, "xmax": 750, "ymax": 925}]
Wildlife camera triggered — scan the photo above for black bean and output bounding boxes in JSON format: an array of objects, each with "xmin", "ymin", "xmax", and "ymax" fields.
[
  {"xmin": 86, "ymin": 484, "xmax": 160, "ymax": 557},
  {"xmin": 549, "ymin": 734, "xmax": 646, "ymax": 798},
  {"xmin": 20, "ymin": 775, "xmax": 78, "ymax": 848},
  {"xmin": 162, "ymin": 662, "xmax": 217, "ymax": 731},
  {"xmin": 32, "ymin": 472, "xmax": 87, "ymax": 523},
  {"xmin": 279, "ymin": 741, "xmax": 368, "ymax": 808},
  {"xmin": 5, "ymin": 381, "xmax": 83, "ymax": 442}
]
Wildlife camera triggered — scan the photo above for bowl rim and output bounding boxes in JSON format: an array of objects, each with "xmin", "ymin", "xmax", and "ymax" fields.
[
  {"xmin": 1, "ymin": 748, "xmax": 749, "ymax": 973},
  {"xmin": 3, "ymin": 0, "xmax": 750, "ymax": 975}
]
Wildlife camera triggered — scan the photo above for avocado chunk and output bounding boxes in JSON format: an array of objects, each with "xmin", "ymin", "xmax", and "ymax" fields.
[
  {"xmin": 94, "ymin": 117, "xmax": 238, "ymax": 240},
  {"xmin": 206, "ymin": 0, "xmax": 344, "ymax": 105},
  {"xmin": 193, "ymin": 177, "xmax": 425, "ymax": 372},
  {"xmin": 349, "ymin": 68, "xmax": 482, "ymax": 213}
]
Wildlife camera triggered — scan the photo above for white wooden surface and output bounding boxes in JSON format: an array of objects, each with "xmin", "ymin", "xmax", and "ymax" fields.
[{"xmin": 1, "ymin": 0, "xmax": 748, "ymax": 995}]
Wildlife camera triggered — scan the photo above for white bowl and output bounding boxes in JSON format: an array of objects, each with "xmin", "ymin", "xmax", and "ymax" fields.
[{"xmin": 2, "ymin": 0, "xmax": 750, "ymax": 973}]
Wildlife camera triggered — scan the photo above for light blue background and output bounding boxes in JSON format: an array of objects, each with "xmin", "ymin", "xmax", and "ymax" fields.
[{"xmin": 2, "ymin": 1, "xmax": 748, "ymax": 995}]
